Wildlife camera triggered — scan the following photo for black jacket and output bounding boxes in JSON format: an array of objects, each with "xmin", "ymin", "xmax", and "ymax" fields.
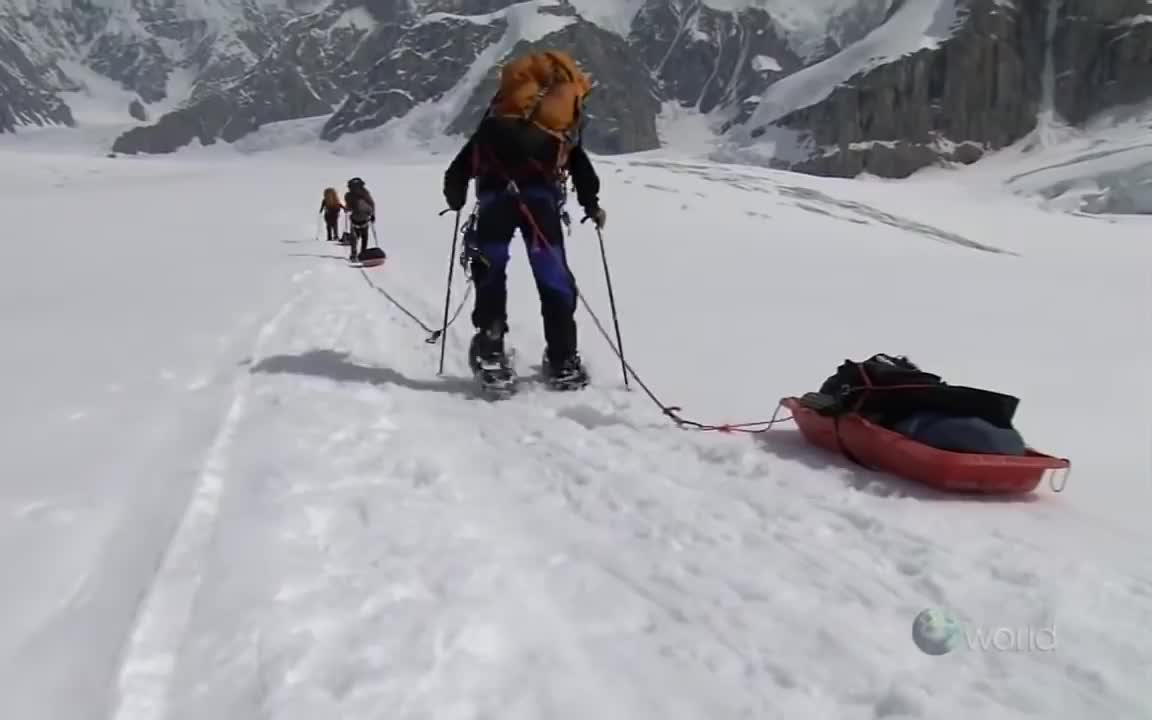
[
  {"xmin": 345, "ymin": 188, "xmax": 375, "ymax": 223},
  {"xmin": 444, "ymin": 115, "xmax": 600, "ymax": 213}
]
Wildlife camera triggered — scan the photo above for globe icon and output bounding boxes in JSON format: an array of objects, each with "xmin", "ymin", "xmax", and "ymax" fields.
[{"xmin": 912, "ymin": 608, "xmax": 962, "ymax": 655}]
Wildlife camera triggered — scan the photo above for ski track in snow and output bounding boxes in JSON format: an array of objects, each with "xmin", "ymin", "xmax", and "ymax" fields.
[{"xmin": 112, "ymin": 289, "xmax": 307, "ymax": 720}]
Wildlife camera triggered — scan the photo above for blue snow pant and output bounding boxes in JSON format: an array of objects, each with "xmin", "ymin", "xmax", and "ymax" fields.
[{"xmin": 471, "ymin": 187, "xmax": 578, "ymax": 364}]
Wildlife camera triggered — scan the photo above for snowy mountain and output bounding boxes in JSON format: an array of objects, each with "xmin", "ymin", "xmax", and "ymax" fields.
[
  {"xmin": 2, "ymin": 0, "xmax": 1151, "ymax": 183},
  {"xmin": 0, "ymin": 1, "xmax": 905, "ymax": 153}
]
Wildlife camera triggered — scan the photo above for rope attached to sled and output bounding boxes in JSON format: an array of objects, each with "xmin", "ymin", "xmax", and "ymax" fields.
[
  {"xmin": 358, "ymin": 268, "xmax": 472, "ymax": 344},
  {"xmin": 576, "ymin": 289, "xmax": 793, "ymax": 433}
]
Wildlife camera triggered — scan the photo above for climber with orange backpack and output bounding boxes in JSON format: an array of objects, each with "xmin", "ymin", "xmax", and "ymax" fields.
[
  {"xmin": 443, "ymin": 50, "xmax": 607, "ymax": 391},
  {"xmin": 319, "ymin": 187, "xmax": 344, "ymax": 242}
]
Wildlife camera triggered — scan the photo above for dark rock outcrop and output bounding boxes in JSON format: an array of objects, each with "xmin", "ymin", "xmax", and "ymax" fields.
[
  {"xmin": 630, "ymin": 1, "xmax": 802, "ymax": 116},
  {"xmin": 321, "ymin": 11, "xmax": 506, "ymax": 140},
  {"xmin": 757, "ymin": 0, "xmax": 1050, "ymax": 178},
  {"xmin": 0, "ymin": 30, "xmax": 74, "ymax": 132},
  {"xmin": 128, "ymin": 98, "xmax": 148, "ymax": 121},
  {"xmin": 736, "ymin": 0, "xmax": 1152, "ymax": 179},
  {"xmin": 1054, "ymin": 0, "xmax": 1152, "ymax": 123},
  {"xmin": 86, "ymin": 33, "xmax": 172, "ymax": 103},
  {"xmin": 112, "ymin": 5, "xmax": 375, "ymax": 153},
  {"xmin": 112, "ymin": 94, "xmax": 249, "ymax": 154}
]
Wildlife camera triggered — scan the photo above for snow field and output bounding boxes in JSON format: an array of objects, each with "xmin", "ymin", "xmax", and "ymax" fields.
[{"xmin": 0, "ymin": 143, "xmax": 1150, "ymax": 719}]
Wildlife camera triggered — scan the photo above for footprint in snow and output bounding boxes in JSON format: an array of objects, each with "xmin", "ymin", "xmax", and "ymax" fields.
[
  {"xmin": 393, "ymin": 456, "xmax": 443, "ymax": 489},
  {"xmin": 556, "ymin": 405, "xmax": 629, "ymax": 430}
]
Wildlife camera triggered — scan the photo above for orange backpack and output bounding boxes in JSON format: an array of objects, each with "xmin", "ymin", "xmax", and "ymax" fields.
[
  {"xmin": 489, "ymin": 51, "xmax": 592, "ymax": 166},
  {"xmin": 322, "ymin": 187, "xmax": 341, "ymax": 209}
]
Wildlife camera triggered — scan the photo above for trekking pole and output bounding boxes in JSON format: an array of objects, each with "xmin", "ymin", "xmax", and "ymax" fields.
[
  {"xmin": 435, "ymin": 208, "xmax": 462, "ymax": 375},
  {"xmin": 587, "ymin": 220, "xmax": 629, "ymax": 389},
  {"xmin": 314, "ymin": 214, "xmax": 321, "ymax": 242}
]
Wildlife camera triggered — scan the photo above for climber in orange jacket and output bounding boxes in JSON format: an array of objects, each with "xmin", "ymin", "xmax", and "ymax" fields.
[{"xmin": 319, "ymin": 187, "xmax": 344, "ymax": 242}]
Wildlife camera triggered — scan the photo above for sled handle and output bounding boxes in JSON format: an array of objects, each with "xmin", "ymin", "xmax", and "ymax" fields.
[{"xmin": 1045, "ymin": 464, "xmax": 1070, "ymax": 493}]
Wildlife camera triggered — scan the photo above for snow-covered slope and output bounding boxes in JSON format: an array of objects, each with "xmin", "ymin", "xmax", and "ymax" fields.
[
  {"xmin": 975, "ymin": 101, "xmax": 1152, "ymax": 214},
  {"xmin": 1, "ymin": 137, "xmax": 1150, "ymax": 720}
]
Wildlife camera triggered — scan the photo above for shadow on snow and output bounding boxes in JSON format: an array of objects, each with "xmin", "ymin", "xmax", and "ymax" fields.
[{"xmin": 251, "ymin": 350, "xmax": 476, "ymax": 397}]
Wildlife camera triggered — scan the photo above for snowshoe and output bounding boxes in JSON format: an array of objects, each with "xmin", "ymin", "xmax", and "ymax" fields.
[
  {"xmin": 469, "ymin": 328, "xmax": 516, "ymax": 398},
  {"xmin": 358, "ymin": 246, "xmax": 386, "ymax": 268},
  {"xmin": 542, "ymin": 351, "xmax": 589, "ymax": 391}
]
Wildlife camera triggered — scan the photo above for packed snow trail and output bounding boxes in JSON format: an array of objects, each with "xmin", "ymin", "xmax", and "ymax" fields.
[
  {"xmin": 2, "ymin": 142, "xmax": 1151, "ymax": 719},
  {"xmin": 0, "ymin": 147, "xmax": 314, "ymax": 720},
  {"xmin": 118, "ymin": 244, "xmax": 1151, "ymax": 720}
]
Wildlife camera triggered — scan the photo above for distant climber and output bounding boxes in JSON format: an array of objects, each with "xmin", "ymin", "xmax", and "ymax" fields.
[
  {"xmin": 442, "ymin": 50, "xmax": 607, "ymax": 391},
  {"xmin": 344, "ymin": 177, "xmax": 375, "ymax": 262},
  {"xmin": 320, "ymin": 187, "xmax": 344, "ymax": 242}
]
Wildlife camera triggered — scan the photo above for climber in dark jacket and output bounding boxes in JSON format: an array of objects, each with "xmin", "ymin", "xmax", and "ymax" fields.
[
  {"xmin": 443, "ymin": 114, "xmax": 606, "ymax": 387},
  {"xmin": 343, "ymin": 177, "xmax": 375, "ymax": 261}
]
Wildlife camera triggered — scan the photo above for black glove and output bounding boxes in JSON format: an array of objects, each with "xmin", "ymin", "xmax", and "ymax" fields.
[{"xmin": 444, "ymin": 185, "xmax": 466, "ymax": 212}]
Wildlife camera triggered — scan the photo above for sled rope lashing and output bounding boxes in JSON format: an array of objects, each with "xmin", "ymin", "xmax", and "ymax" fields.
[
  {"xmin": 359, "ymin": 268, "xmax": 472, "ymax": 344},
  {"xmin": 827, "ymin": 365, "xmax": 950, "ymax": 470}
]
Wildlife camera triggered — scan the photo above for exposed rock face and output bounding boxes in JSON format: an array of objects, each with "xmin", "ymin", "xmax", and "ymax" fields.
[
  {"xmin": 86, "ymin": 33, "xmax": 173, "ymax": 104},
  {"xmin": 113, "ymin": 94, "xmax": 248, "ymax": 154},
  {"xmin": 113, "ymin": 5, "xmax": 375, "ymax": 153},
  {"xmin": 321, "ymin": 11, "xmax": 507, "ymax": 141},
  {"xmin": 128, "ymin": 98, "xmax": 148, "ymax": 121},
  {"xmin": 749, "ymin": 0, "xmax": 1047, "ymax": 177},
  {"xmin": 630, "ymin": 0, "xmax": 802, "ymax": 125},
  {"xmin": 1054, "ymin": 0, "xmax": 1152, "ymax": 123},
  {"xmin": 0, "ymin": 30, "xmax": 74, "ymax": 131},
  {"xmin": 739, "ymin": 0, "xmax": 1152, "ymax": 179}
]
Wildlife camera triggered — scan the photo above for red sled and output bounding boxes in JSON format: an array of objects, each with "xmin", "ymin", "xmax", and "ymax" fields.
[{"xmin": 781, "ymin": 396, "xmax": 1070, "ymax": 495}]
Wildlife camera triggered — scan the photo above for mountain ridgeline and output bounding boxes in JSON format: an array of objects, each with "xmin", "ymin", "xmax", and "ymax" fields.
[{"xmin": 1, "ymin": 0, "xmax": 1149, "ymax": 179}]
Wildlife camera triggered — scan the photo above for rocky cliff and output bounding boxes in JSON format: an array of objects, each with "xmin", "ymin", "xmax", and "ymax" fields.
[
  {"xmin": 736, "ymin": 0, "xmax": 1152, "ymax": 178},
  {"xmin": 0, "ymin": 30, "xmax": 74, "ymax": 131},
  {"xmin": 1054, "ymin": 0, "xmax": 1152, "ymax": 124}
]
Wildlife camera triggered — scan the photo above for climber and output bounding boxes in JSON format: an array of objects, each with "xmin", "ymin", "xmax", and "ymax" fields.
[
  {"xmin": 319, "ymin": 187, "xmax": 344, "ymax": 241},
  {"xmin": 442, "ymin": 50, "xmax": 607, "ymax": 390},
  {"xmin": 344, "ymin": 177, "xmax": 376, "ymax": 262}
]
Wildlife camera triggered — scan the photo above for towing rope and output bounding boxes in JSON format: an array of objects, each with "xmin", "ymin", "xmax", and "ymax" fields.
[{"xmin": 358, "ymin": 268, "xmax": 472, "ymax": 345}]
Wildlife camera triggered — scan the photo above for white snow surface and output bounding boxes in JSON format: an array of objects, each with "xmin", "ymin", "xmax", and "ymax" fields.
[
  {"xmin": 947, "ymin": 100, "xmax": 1152, "ymax": 214},
  {"xmin": 1, "ymin": 134, "xmax": 1151, "ymax": 720}
]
